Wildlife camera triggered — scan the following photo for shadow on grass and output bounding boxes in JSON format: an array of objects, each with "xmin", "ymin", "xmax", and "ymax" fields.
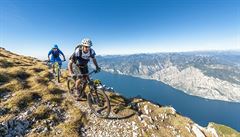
[
  {"xmin": 0, "ymin": 73, "xmax": 10, "ymax": 85},
  {"xmin": 17, "ymin": 92, "xmax": 42, "ymax": 110},
  {"xmin": 12, "ymin": 71, "xmax": 31, "ymax": 81},
  {"xmin": 32, "ymin": 68, "xmax": 45, "ymax": 73},
  {"xmin": 0, "ymin": 59, "xmax": 14, "ymax": 68},
  {"xmin": 0, "ymin": 88, "xmax": 12, "ymax": 99},
  {"xmin": 49, "ymin": 88, "xmax": 65, "ymax": 95}
]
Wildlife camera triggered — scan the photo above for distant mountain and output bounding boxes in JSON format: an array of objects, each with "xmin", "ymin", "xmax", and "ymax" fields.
[
  {"xmin": 1, "ymin": 47, "xmax": 240, "ymax": 136},
  {"xmin": 97, "ymin": 51, "xmax": 240, "ymax": 103}
]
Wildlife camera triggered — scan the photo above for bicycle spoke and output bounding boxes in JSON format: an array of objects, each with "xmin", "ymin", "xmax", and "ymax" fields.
[{"xmin": 87, "ymin": 89, "xmax": 110, "ymax": 118}]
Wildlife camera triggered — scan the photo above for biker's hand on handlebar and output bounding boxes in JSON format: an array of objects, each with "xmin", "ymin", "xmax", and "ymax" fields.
[
  {"xmin": 96, "ymin": 66, "xmax": 101, "ymax": 73},
  {"xmin": 70, "ymin": 74, "xmax": 77, "ymax": 80}
]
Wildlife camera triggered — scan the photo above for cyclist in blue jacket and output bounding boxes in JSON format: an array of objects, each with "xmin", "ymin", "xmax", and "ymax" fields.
[{"xmin": 48, "ymin": 44, "xmax": 66, "ymax": 71}]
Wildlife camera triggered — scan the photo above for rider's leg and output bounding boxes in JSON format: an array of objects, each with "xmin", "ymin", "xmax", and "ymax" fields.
[
  {"xmin": 51, "ymin": 57, "xmax": 56, "ymax": 73},
  {"xmin": 75, "ymin": 79, "xmax": 81, "ymax": 90},
  {"xmin": 75, "ymin": 65, "xmax": 88, "ymax": 98},
  {"xmin": 52, "ymin": 64, "xmax": 55, "ymax": 73},
  {"xmin": 55, "ymin": 57, "xmax": 62, "ymax": 77},
  {"xmin": 75, "ymin": 78, "xmax": 83, "ymax": 97},
  {"xmin": 56, "ymin": 57, "xmax": 62, "ymax": 69}
]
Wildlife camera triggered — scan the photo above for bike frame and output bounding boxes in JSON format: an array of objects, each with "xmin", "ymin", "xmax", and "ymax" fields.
[{"xmin": 74, "ymin": 70, "xmax": 98, "ymax": 93}]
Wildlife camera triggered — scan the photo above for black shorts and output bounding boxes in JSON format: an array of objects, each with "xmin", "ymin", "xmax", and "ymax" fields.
[{"xmin": 78, "ymin": 65, "xmax": 89, "ymax": 75}]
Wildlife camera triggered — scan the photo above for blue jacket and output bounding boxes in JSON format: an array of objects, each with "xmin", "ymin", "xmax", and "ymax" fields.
[{"xmin": 48, "ymin": 48, "xmax": 65, "ymax": 58}]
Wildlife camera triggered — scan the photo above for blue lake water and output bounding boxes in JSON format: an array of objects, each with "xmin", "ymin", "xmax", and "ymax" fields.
[
  {"xmin": 93, "ymin": 71, "xmax": 240, "ymax": 131},
  {"xmin": 62, "ymin": 63, "xmax": 240, "ymax": 131}
]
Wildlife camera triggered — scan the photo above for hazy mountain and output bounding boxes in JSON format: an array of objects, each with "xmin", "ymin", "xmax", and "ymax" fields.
[
  {"xmin": 97, "ymin": 51, "xmax": 240, "ymax": 103},
  {"xmin": 1, "ymin": 47, "xmax": 239, "ymax": 136}
]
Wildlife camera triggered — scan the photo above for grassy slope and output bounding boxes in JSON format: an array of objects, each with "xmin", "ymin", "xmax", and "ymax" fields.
[{"xmin": 0, "ymin": 47, "xmax": 239, "ymax": 137}]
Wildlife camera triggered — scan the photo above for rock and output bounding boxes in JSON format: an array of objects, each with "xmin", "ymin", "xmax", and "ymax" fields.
[
  {"xmin": 185, "ymin": 126, "xmax": 191, "ymax": 133},
  {"xmin": 192, "ymin": 124, "xmax": 206, "ymax": 137},
  {"xmin": 143, "ymin": 105, "xmax": 149, "ymax": 115},
  {"xmin": 169, "ymin": 107, "xmax": 176, "ymax": 115},
  {"xmin": 0, "ymin": 108, "xmax": 9, "ymax": 116},
  {"xmin": 8, "ymin": 119, "xmax": 14, "ymax": 128},
  {"xmin": 206, "ymin": 124, "xmax": 219, "ymax": 137},
  {"xmin": 137, "ymin": 116, "xmax": 142, "ymax": 121},
  {"xmin": 0, "ymin": 123, "xmax": 8, "ymax": 136},
  {"xmin": 23, "ymin": 110, "xmax": 32, "ymax": 115},
  {"xmin": 42, "ymin": 127, "xmax": 48, "ymax": 133}
]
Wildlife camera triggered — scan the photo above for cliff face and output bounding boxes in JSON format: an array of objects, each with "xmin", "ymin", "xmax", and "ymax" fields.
[
  {"xmin": 0, "ymin": 47, "xmax": 239, "ymax": 137},
  {"xmin": 97, "ymin": 53, "xmax": 240, "ymax": 103}
]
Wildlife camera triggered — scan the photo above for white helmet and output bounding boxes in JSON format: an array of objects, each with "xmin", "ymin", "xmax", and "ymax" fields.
[{"xmin": 81, "ymin": 38, "xmax": 92, "ymax": 47}]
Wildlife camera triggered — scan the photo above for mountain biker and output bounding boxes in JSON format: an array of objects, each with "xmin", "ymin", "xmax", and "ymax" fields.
[
  {"xmin": 68, "ymin": 38, "xmax": 101, "ymax": 99},
  {"xmin": 48, "ymin": 44, "xmax": 66, "ymax": 72}
]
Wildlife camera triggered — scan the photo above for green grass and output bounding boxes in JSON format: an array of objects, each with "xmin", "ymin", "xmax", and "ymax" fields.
[{"xmin": 210, "ymin": 123, "xmax": 240, "ymax": 137}]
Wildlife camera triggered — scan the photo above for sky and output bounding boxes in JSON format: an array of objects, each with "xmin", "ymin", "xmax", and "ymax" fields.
[{"xmin": 0, "ymin": 0, "xmax": 240, "ymax": 59}]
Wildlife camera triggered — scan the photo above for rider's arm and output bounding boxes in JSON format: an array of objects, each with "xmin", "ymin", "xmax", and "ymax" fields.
[
  {"xmin": 92, "ymin": 58, "xmax": 100, "ymax": 70},
  {"xmin": 59, "ymin": 49, "xmax": 66, "ymax": 61},
  {"xmin": 68, "ymin": 60, "xmax": 74, "ymax": 75},
  {"xmin": 48, "ymin": 50, "xmax": 52, "ymax": 61}
]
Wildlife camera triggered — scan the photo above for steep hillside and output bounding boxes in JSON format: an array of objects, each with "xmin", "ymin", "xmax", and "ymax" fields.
[{"xmin": 0, "ymin": 47, "xmax": 239, "ymax": 137}]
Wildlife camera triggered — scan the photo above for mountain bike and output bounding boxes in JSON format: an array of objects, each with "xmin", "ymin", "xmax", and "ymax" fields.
[
  {"xmin": 67, "ymin": 70, "xmax": 111, "ymax": 118},
  {"xmin": 48, "ymin": 60, "xmax": 64, "ymax": 83}
]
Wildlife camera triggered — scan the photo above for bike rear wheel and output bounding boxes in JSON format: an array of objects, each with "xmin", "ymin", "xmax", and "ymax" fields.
[{"xmin": 87, "ymin": 89, "xmax": 111, "ymax": 118}]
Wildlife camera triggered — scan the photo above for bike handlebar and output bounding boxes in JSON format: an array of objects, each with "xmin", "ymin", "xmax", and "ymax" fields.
[{"xmin": 47, "ymin": 60, "xmax": 66, "ymax": 63}]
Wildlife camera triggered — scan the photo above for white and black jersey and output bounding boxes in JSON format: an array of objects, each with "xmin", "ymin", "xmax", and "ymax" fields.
[{"xmin": 70, "ymin": 47, "xmax": 96, "ymax": 66}]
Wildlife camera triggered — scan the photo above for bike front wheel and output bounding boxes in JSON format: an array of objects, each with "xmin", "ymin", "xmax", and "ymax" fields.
[
  {"xmin": 57, "ymin": 68, "xmax": 60, "ymax": 83},
  {"xmin": 67, "ymin": 78, "xmax": 75, "ymax": 95},
  {"xmin": 87, "ymin": 89, "xmax": 111, "ymax": 118}
]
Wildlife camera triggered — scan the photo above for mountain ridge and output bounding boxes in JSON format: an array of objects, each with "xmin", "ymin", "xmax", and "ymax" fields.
[
  {"xmin": 97, "ymin": 51, "xmax": 240, "ymax": 103},
  {"xmin": 0, "ymin": 47, "xmax": 239, "ymax": 137}
]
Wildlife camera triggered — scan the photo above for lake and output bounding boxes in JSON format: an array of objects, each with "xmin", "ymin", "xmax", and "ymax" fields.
[
  {"xmin": 62, "ymin": 62, "xmax": 240, "ymax": 131},
  {"xmin": 93, "ymin": 71, "xmax": 240, "ymax": 131}
]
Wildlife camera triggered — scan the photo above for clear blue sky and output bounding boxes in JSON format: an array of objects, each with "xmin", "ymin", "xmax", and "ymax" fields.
[{"xmin": 0, "ymin": 0, "xmax": 239, "ymax": 59}]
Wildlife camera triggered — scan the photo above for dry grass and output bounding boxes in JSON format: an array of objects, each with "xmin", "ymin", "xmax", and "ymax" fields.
[
  {"xmin": 55, "ymin": 100, "xmax": 87, "ymax": 137},
  {"xmin": 5, "ymin": 90, "xmax": 41, "ymax": 111},
  {"xmin": 31, "ymin": 105, "xmax": 51, "ymax": 120},
  {"xmin": 1, "ymin": 48, "xmax": 239, "ymax": 137},
  {"xmin": 209, "ymin": 123, "xmax": 240, "ymax": 137},
  {"xmin": 0, "ymin": 67, "xmax": 32, "ymax": 92},
  {"xmin": 3, "ymin": 79, "xmax": 26, "ymax": 92},
  {"xmin": 0, "ymin": 113, "xmax": 15, "ymax": 123},
  {"xmin": 0, "ymin": 58, "xmax": 14, "ymax": 68},
  {"xmin": 1, "ymin": 48, "xmax": 85, "ymax": 136}
]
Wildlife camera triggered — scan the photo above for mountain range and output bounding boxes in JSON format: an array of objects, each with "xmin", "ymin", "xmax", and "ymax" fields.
[
  {"xmin": 1, "ymin": 47, "xmax": 239, "ymax": 136},
  {"xmin": 97, "ymin": 51, "xmax": 240, "ymax": 103}
]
